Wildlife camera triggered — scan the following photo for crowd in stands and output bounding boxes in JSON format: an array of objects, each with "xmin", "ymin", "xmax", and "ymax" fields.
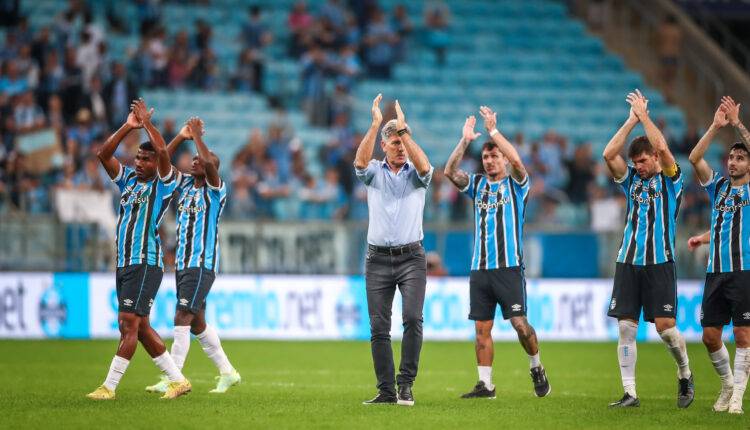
[{"xmin": 0, "ymin": 0, "xmax": 713, "ymax": 233}]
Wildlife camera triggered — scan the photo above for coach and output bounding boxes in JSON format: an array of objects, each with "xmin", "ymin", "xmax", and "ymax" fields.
[{"xmin": 354, "ymin": 94, "xmax": 433, "ymax": 407}]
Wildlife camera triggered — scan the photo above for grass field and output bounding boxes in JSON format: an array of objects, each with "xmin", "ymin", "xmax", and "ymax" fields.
[{"xmin": 0, "ymin": 340, "xmax": 747, "ymax": 429}]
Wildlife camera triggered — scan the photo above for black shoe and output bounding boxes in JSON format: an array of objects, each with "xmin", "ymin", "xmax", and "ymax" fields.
[
  {"xmin": 609, "ymin": 393, "xmax": 640, "ymax": 407},
  {"xmin": 677, "ymin": 374, "xmax": 695, "ymax": 409},
  {"xmin": 362, "ymin": 391, "xmax": 397, "ymax": 405},
  {"xmin": 530, "ymin": 366, "xmax": 551, "ymax": 397},
  {"xmin": 397, "ymin": 385, "xmax": 414, "ymax": 406},
  {"xmin": 461, "ymin": 381, "xmax": 496, "ymax": 399}
]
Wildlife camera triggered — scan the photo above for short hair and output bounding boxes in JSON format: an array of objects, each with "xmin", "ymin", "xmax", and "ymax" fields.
[
  {"xmin": 139, "ymin": 141, "xmax": 155, "ymax": 152},
  {"xmin": 380, "ymin": 119, "xmax": 411, "ymax": 141},
  {"xmin": 628, "ymin": 136, "xmax": 654, "ymax": 159},
  {"xmin": 730, "ymin": 142, "xmax": 750, "ymax": 156},
  {"xmin": 481, "ymin": 140, "xmax": 499, "ymax": 153}
]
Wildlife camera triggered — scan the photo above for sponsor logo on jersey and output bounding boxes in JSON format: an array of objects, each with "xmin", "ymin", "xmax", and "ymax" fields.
[
  {"xmin": 511, "ymin": 304, "xmax": 522, "ymax": 312},
  {"xmin": 663, "ymin": 304, "xmax": 673, "ymax": 312}
]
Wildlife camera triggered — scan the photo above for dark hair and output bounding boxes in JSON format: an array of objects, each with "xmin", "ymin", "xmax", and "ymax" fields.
[
  {"xmin": 139, "ymin": 141, "xmax": 155, "ymax": 152},
  {"xmin": 730, "ymin": 142, "xmax": 750, "ymax": 156},
  {"xmin": 628, "ymin": 136, "xmax": 654, "ymax": 159},
  {"xmin": 481, "ymin": 140, "xmax": 499, "ymax": 153}
]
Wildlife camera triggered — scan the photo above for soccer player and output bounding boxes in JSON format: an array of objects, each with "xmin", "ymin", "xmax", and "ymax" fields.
[
  {"xmin": 145, "ymin": 117, "xmax": 240, "ymax": 394},
  {"xmin": 602, "ymin": 90, "xmax": 693, "ymax": 408},
  {"xmin": 687, "ymin": 96, "xmax": 750, "ymax": 414},
  {"xmin": 355, "ymin": 95, "xmax": 433, "ymax": 406},
  {"xmin": 444, "ymin": 107, "xmax": 550, "ymax": 399},
  {"xmin": 87, "ymin": 99, "xmax": 191, "ymax": 400}
]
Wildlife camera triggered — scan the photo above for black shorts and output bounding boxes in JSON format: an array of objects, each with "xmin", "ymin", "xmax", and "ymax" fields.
[
  {"xmin": 607, "ymin": 262, "xmax": 677, "ymax": 322},
  {"xmin": 176, "ymin": 268, "xmax": 216, "ymax": 314},
  {"xmin": 469, "ymin": 267, "xmax": 526, "ymax": 321},
  {"xmin": 116, "ymin": 264, "xmax": 164, "ymax": 316},
  {"xmin": 701, "ymin": 271, "xmax": 750, "ymax": 327}
]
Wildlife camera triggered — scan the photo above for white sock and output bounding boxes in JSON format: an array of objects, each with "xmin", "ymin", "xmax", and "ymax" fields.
[
  {"xmin": 529, "ymin": 353, "xmax": 541, "ymax": 369},
  {"xmin": 152, "ymin": 351, "xmax": 185, "ymax": 382},
  {"xmin": 733, "ymin": 347, "xmax": 750, "ymax": 399},
  {"xmin": 617, "ymin": 320, "xmax": 638, "ymax": 398},
  {"xmin": 196, "ymin": 325, "xmax": 234, "ymax": 375},
  {"xmin": 659, "ymin": 327, "xmax": 691, "ymax": 379},
  {"xmin": 709, "ymin": 343, "xmax": 733, "ymax": 385},
  {"xmin": 171, "ymin": 326, "xmax": 191, "ymax": 370},
  {"xmin": 478, "ymin": 366, "xmax": 494, "ymax": 390},
  {"xmin": 103, "ymin": 355, "xmax": 130, "ymax": 391}
]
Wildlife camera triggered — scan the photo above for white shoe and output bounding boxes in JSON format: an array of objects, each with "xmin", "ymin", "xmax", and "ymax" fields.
[
  {"xmin": 728, "ymin": 392, "xmax": 744, "ymax": 414},
  {"xmin": 713, "ymin": 383, "xmax": 734, "ymax": 412}
]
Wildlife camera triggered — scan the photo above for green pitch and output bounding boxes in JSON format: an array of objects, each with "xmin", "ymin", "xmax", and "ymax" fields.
[{"xmin": 0, "ymin": 340, "xmax": 746, "ymax": 429}]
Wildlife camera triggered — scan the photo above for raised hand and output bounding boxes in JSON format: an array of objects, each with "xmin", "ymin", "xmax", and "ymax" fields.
[
  {"xmin": 394, "ymin": 99, "xmax": 406, "ymax": 130},
  {"xmin": 125, "ymin": 111, "xmax": 142, "ymax": 129},
  {"xmin": 479, "ymin": 106, "xmax": 497, "ymax": 131},
  {"xmin": 712, "ymin": 105, "xmax": 729, "ymax": 128},
  {"xmin": 626, "ymin": 89, "xmax": 649, "ymax": 120},
  {"xmin": 131, "ymin": 99, "xmax": 154, "ymax": 125},
  {"xmin": 462, "ymin": 116, "xmax": 481, "ymax": 142},
  {"xmin": 178, "ymin": 123, "xmax": 192, "ymax": 140},
  {"xmin": 186, "ymin": 116, "xmax": 204, "ymax": 138},
  {"xmin": 721, "ymin": 96, "xmax": 741, "ymax": 126},
  {"xmin": 371, "ymin": 93, "xmax": 383, "ymax": 126}
]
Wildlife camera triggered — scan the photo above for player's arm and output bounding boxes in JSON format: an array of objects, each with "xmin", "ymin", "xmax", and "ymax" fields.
[
  {"xmin": 602, "ymin": 102, "xmax": 639, "ymax": 181},
  {"xmin": 188, "ymin": 116, "xmax": 220, "ymax": 188},
  {"xmin": 687, "ymin": 230, "xmax": 711, "ymax": 251},
  {"xmin": 444, "ymin": 116, "xmax": 481, "ymax": 190},
  {"xmin": 689, "ymin": 105, "xmax": 727, "ymax": 185},
  {"xmin": 479, "ymin": 105, "xmax": 527, "ymax": 182},
  {"xmin": 354, "ymin": 93, "xmax": 383, "ymax": 170},
  {"xmin": 97, "ymin": 108, "xmax": 142, "ymax": 179},
  {"xmin": 166, "ymin": 121, "xmax": 193, "ymax": 158},
  {"xmin": 133, "ymin": 99, "xmax": 172, "ymax": 179},
  {"xmin": 394, "ymin": 100, "xmax": 431, "ymax": 177},
  {"xmin": 629, "ymin": 89, "xmax": 676, "ymax": 173},
  {"xmin": 721, "ymin": 96, "xmax": 750, "ymax": 150}
]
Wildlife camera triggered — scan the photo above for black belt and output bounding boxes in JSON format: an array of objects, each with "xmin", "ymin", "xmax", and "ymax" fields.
[{"xmin": 368, "ymin": 241, "xmax": 423, "ymax": 256}]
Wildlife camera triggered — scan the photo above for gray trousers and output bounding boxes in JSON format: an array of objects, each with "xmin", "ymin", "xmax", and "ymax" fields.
[{"xmin": 365, "ymin": 244, "xmax": 427, "ymax": 394}]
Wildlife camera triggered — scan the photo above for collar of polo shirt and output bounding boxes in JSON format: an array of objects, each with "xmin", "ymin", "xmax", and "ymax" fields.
[{"xmin": 381, "ymin": 158, "xmax": 411, "ymax": 171}]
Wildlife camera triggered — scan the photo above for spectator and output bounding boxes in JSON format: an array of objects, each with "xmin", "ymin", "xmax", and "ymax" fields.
[
  {"xmin": 12, "ymin": 90, "xmax": 45, "ymax": 133},
  {"xmin": 426, "ymin": 251, "xmax": 448, "ymax": 276},
  {"xmin": 145, "ymin": 27, "xmax": 168, "ymax": 87},
  {"xmin": 391, "ymin": 4, "xmax": 413, "ymax": 61},
  {"xmin": 168, "ymin": 30, "xmax": 196, "ymax": 88},
  {"xmin": 676, "ymin": 122, "xmax": 699, "ymax": 157},
  {"xmin": 79, "ymin": 76, "xmax": 108, "ymax": 127},
  {"xmin": 565, "ymin": 143, "xmax": 595, "ymax": 205},
  {"xmin": 103, "ymin": 62, "xmax": 137, "ymax": 128},
  {"xmin": 0, "ymin": 60, "xmax": 29, "ymax": 96},
  {"xmin": 363, "ymin": 9, "xmax": 398, "ymax": 79},
  {"xmin": 423, "ymin": 0, "xmax": 451, "ymax": 65},
  {"xmin": 256, "ymin": 159, "xmax": 290, "ymax": 219},
  {"xmin": 239, "ymin": 6, "xmax": 272, "ymax": 94},
  {"xmin": 300, "ymin": 45, "xmax": 330, "ymax": 125},
  {"xmin": 288, "ymin": 1, "xmax": 314, "ymax": 57}
]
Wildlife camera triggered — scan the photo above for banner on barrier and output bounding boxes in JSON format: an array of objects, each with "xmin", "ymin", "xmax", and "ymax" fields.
[{"xmin": 0, "ymin": 272, "xmax": 721, "ymax": 341}]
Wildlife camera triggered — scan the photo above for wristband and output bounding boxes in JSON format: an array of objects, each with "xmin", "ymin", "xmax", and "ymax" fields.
[
  {"xmin": 397, "ymin": 128, "xmax": 409, "ymax": 136},
  {"xmin": 489, "ymin": 129, "xmax": 499, "ymax": 137}
]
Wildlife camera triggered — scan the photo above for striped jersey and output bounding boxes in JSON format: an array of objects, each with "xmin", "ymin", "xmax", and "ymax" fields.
[
  {"xmin": 174, "ymin": 174, "xmax": 227, "ymax": 271},
  {"xmin": 615, "ymin": 165, "xmax": 683, "ymax": 265},
  {"xmin": 462, "ymin": 173, "xmax": 530, "ymax": 270},
  {"xmin": 112, "ymin": 164, "xmax": 178, "ymax": 268},
  {"xmin": 703, "ymin": 171, "xmax": 750, "ymax": 273}
]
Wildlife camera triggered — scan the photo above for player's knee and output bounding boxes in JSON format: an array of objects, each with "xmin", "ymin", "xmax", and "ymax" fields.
[
  {"xmin": 174, "ymin": 310, "xmax": 194, "ymax": 326},
  {"xmin": 369, "ymin": 313, "xmax": 391, "ymax": 332},
  {"xmin": 702, "ymin": 331, "xmax": 722, "ymax": 350},
  {"xmin": 118, "ymin": 313, "xmax": 139, "ymax": 335},
  {"xmin": 733, "ymin": 327, "xmax": 750, "ymax": 347},
  {"xmin": 655, "ymin": 318, "xmax": 676, "ymax": 333},
  {"xmin": 617, "ymin": 319, "xmax": 638, "ymax": 343},
  {"xmin": 190, "ymin": 320, "xmax": 206, "ymax": 335}
]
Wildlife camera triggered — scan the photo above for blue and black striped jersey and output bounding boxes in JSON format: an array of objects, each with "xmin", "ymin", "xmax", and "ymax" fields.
[
  {"xmin": 615, "ymin": 165, "xmax": 683, "ymax": 265},
  {"xmin": 462, "ymin": 173, "xmax": 530, "ymax": 270},
  {"xmin": 112, "ymin": 164, "xmax": 178, "ymax": 268},
  {"xmin": 174, "ymin": 174, "xmax": 227, "ymax": 272},
  {"xmin": 703, "ymin": 171, "xmax": 750, "ymax": 273}
]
